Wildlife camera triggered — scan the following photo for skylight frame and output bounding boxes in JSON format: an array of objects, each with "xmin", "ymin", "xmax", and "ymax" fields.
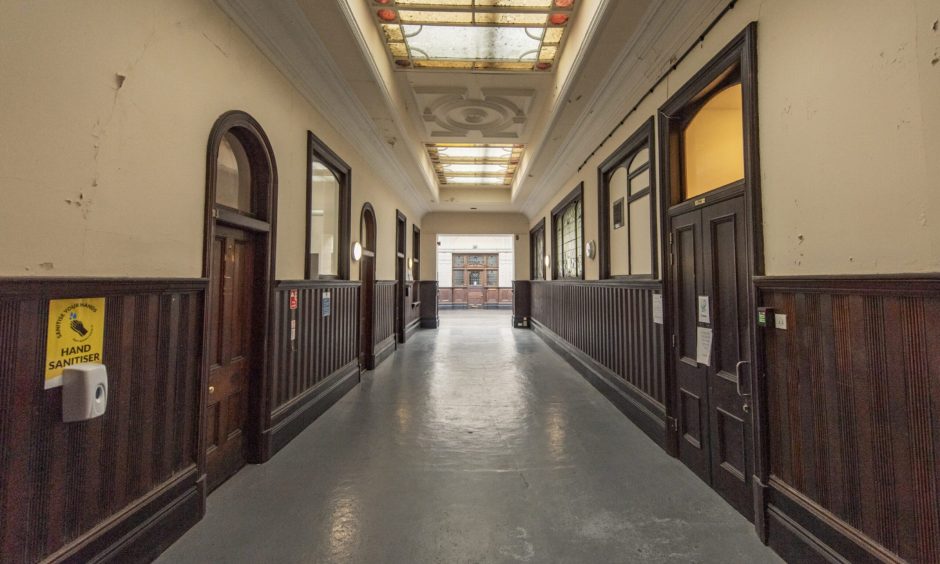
[
  {"xmin": 427, "ymin": 143, "xmax": 524, "ymax": 187},
  {"xmin": 372, "ymin": 0, "xmax": 577, "ymax": 72}
]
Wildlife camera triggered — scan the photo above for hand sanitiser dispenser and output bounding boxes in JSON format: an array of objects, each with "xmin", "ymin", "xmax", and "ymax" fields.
[{"xmin": 62, "ymin": 363, "xmax": 108, "ymax": 422}]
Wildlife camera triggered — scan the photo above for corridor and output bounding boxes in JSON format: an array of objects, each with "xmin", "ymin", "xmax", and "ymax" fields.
[{"xmin": 158, "ymin": 311, "xmax": 779, "ymax": 563}]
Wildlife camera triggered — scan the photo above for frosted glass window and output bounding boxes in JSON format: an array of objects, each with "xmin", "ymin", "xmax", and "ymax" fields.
[
  {"xmin": 629, "ymin": 195, "xmax": 652, "ymax": 275},
  {"xmin": 215, "ymin": 133, "xmax": 252, "ymax": 213},
  {"xmin": 448, "ymin": 177, "xmax": 505, "ymax": 185},
  {"xmin": 373, "ymin": 0, "xmax": 574, "ymax": 72},
  {"xmin": 444, "ymin": 163, "xmax": 507, "ymax": 173},
  {"xmin": 427, "ymin": 143, "xmax": 523, "ymax": 187},
  {"xmin": 608, "ymin": 167, "xmax": 628, "ymax": 276},
  {"xmin": 310, "ymin": 162, "xmax": 340, "ymax": 276},
  {"xmin": 683, "ymin": 83, "xmax": 745, "ymax": 199},
  {"xmin": 601, "ymin": 128, "xmax": 655, "ymax": 279},
  {"xmin": 437, "ymin": 146, "xmax": 512, "ymax": 159},
  {"xmin": 629, "ymin": 148, "xmax": 649, "ymax": 173}
]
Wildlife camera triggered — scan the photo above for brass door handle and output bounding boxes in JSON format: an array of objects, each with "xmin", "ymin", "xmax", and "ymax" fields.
[
  {"xmin": 209, "ymin": 386, "xmax": 215, "ymax": 394},
  {"xmin": 735, "ymin": 361, "xmax": 751, "ymax": 397}
]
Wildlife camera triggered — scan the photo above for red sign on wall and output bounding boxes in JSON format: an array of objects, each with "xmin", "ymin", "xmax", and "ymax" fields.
[{"xmin": 289, "ymin": 290, "xmax": 299, "ymax": 310}]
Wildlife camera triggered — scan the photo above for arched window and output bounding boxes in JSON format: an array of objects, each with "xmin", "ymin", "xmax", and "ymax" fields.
[{"xmin": 598, "ymin": 119, "xmax": 656, "ymax": 279}]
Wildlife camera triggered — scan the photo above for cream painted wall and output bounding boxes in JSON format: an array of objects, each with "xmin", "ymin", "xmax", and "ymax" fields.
[
  {"xmin": 420, "ymin": 213, "xmax": 529, "ymax": 282},
  {"xmin": 0, "ymin": 0, "xmax": 419, "ymax": 280},
  {"xmin": 531, "ymin": 0, "xmax": 940, "ymax": 277}
]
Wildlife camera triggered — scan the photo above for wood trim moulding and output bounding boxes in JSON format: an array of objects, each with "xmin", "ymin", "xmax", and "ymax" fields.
[
  {"xmin": 367, "ymin": 335, "xmax": 396, "ymax": 371},
  {"xmin": 44, "ymin": 467, "xmax": 202, "ymax": 564},
  {"xmin": 276, "ymin": 279, "xmax": 362, "ymax": 289},
  {"xmin": 766, "ymin": 477, "xmax": 902, "ymax": 564},
  {"xmin": 754, "ymin": 274, "xmax": 940, "ymax": 297},
  {"xmin": 263, "ymin": 360, "xmax": 360, "ymax": 458},
  {"xmin": 530, "ymin": 318, "xmax": 667, "ymax": 446},
  {"xmin": 531, "ymin": 279, "xmax": 662, "ymax": 290},
  {"xmin": 0, "ymin": 278, "xmax": 208, "ymax": 298}
]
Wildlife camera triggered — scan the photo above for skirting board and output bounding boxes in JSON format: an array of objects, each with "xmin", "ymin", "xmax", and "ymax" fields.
[
  {"xmin": 766, "ymin": 478, "xmax": 901, "ymax": 564},
  {"xmin": 264, "ymin": 360, "xmax": 361, "ymax": 458},
  {"xmin": 48, "ymin": 469, "xmax": 203, "ymax": 564},
  {"xmin": 365, "ymin": 334, "xmax": 396, "ymax": 370},
  {"xmin": 405, "ymin": 318, "xmax": 420, "ymax": 340},
  {"xmin": 530, "ymin": 319, "xmax": 666, "ymax": 448}
]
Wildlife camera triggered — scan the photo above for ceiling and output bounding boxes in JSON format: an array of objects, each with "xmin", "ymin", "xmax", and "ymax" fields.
[{"xmin": 213, "ymin": 0, "xmax": 728, "ymax": 217}]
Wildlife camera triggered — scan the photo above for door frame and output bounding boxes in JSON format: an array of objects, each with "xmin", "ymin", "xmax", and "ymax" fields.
[
  {"xmin": 201, "ymin": 110, "xmax": 278, "ymax": 475},
  {"xmin": 395, "ymin": 210, "xmax": 407, "ymax": 343},
  {"xmin": 359, "ymin": 203, "xmax": 377, "ymax": 367},
  {"xmin": 657, "ymin": 23, "xmax": 767, "ymax": 531}
]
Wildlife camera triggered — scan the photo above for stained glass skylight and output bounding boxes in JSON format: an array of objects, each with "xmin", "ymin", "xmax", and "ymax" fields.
[
  {"xmin": 372, "ymin": 0, "xmax": 576, "ymax": 72},
  {"xmin": 427, "ymin": 143, "xmax": 524, "ymax": 186}
]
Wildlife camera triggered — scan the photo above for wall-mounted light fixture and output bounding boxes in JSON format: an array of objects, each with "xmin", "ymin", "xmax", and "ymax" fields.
[
  {"xmin": 352, "ymin": 241, "xmax": 363, "ymax": 262},
  {"xmin": 543, "ymin": 254, "xmax": 550, "ymax": 268},
  {"xmin": 407, "ymin": 257, "xmax": 413, "ymax": 271},
  {"xmin": 586, "ymin": 240, "xmax": 597, "ymax": 260}
]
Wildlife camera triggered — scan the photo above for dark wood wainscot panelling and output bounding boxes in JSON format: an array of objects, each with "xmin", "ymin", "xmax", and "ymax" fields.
[
  {"xmin": 404, "ymin": 282, "xmax": 421, "ymax": 341},
  {"xmin": 528, "ymin": 280, "xmax": 666, "ymax": 445},
  {"xmin": 266, "ymin": 281, "xmax": 361, "ymax": 457},
  {"xmin": 512, "ymin": 280, "xmax": 531, "ymax": 328},
  {"xmin": 367, "ymin": 281, "xmax": 397, "ymax": 370},
  {"xmin": 437, "ymin": 287, "xmax": 513, "ymax": 309},
  {"xmin": 0, "ymin": 278, "xmax": 205, "ymax": 563},
  {"xmin": 758, "ymin": 276, "xmax": 940, "ymax": 564},
  {"xmin": 418, "ymin": 281, "xmax": 439, "ymax": 328}
]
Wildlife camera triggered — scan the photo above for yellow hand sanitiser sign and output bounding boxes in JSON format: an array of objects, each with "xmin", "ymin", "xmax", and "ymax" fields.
[{"xmin": 45, "ymin": 297, "xmax": 105, "ymax": 389}]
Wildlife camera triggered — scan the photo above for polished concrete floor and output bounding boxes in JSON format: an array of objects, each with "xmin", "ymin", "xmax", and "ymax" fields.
[{"xmin": 158, "ymin": 310, "xmax": 781, "ymax": 563}]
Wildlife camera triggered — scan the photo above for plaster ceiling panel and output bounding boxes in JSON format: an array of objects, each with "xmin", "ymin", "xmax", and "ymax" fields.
[{"xmin": 413, "ymin": 86, "xmax": 536, "ymax": 139}]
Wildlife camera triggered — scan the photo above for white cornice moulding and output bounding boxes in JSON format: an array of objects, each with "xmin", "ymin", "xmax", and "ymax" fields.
[
  {"xmin": 518, "ymin": 0, "xmax": 727, "ymax": 217},
  {"xmin": 213, "ymin": 0, "xmax": 433, "ymax": 213}
]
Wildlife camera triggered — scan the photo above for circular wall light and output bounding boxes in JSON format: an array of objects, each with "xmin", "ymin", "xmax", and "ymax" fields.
[
  {"xmin": 352, "ymin": 241, "xmax": 363, "ymax": 262},
  {"xmin": 586, "ymin": 240, "xmax": 597, "ymax": 260}
]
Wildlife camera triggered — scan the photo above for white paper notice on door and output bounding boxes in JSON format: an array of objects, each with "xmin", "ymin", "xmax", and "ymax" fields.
[
  {"xmin": 696, "ymin": 327, "xmax": 713, "ymax": 366},
  {"xmin": 698, "ymin": 296, "xmax": 710, "ymax": 324},
  {"xmin": 652, "ymin": 294, "xmax": 664, "ymax": 325}
]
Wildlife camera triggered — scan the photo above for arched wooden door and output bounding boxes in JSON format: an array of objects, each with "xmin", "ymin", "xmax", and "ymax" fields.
[
  {"xmin": 202, "ymin": 111, "xmax": 277, "ymax": 492},
  {"xmin": 359, "ymin": 203, "xmax": 377, "ymax": 368}
]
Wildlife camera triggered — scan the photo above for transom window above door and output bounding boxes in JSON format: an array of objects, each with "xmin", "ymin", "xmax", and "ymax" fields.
[
  {"xmin": 370, "ymin": 0, "xmax": 578, "ymax": 72},
  {"xmin": 682, "ymin": 83, "xmax": 745, "ymax": 200}
]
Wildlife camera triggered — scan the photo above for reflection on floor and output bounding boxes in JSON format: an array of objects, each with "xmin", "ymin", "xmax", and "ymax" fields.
[{"xmin": 157, "ymin": 309, "xmax": 781, "ymax": 563}]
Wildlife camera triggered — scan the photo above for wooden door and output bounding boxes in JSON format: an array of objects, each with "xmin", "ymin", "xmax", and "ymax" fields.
[
  {"xmin": 206, "ymin": 225, "xmax": 256, "ymax": 492},
  {"xmin": 670, "ymin": 195, "xmax": 753, "ymax": 518}
]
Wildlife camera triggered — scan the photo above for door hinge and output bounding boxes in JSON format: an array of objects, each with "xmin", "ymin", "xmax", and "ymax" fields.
[
  {"xmin": 667, "ymin": 416, "xmax": 678, "ymax": 432},
  {"xmin": 671, "ymin": 333, "xmax": 677, "ymax": 348},
  {"xmin": 211, "ymin": 208, "xmax": 219, "ymax": 219}
]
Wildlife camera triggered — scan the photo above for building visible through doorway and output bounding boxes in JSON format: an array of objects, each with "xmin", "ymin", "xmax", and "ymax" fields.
[{"xmin": 436, "ymin": 235, "xmax": 514, "ymax": 309}]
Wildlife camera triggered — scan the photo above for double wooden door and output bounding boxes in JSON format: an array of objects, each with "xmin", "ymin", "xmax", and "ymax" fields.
[
  {"xmin": 670, "ymin": 195, "xmax": 753, "ymax": 518},
  {"xmin": 206, "ymin": 225, "xmax": 257, "ymax": 492}
]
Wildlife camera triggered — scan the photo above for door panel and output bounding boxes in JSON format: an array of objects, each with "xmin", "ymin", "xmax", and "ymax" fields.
[
  {"xmin": 701, "ymin": 198, "xmax": 752, "ymax": 517},
  {"xmin": 671, "ymin": 211, "xmax": 710, "ymax": 480},
  {"xmin": 670, "ymin": 195, "xmax": 752, "ymax": 518},
  {"xmin": 206, "ymin": 225, "xmax": 255, "ymax": 492}
]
